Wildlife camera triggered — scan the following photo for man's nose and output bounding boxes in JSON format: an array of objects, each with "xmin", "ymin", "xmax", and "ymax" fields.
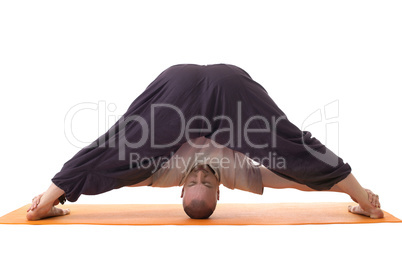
[{"xmin": 196, "ymin": 170, "xmax": 207, "ymax": 180}]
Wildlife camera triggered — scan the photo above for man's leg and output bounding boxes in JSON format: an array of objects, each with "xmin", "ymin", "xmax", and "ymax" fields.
[
  {"xmin": 26, "ymin": 183, "xmax": 70, "ymax": 221},
  {"xmin": 260, "ymin": 166, "xmax": 384, "ymax": 218}
]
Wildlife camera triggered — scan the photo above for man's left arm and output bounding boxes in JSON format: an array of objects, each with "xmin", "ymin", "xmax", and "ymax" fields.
[
  {"xmin": 259, "ymin": 166, "xmax": 315, "ymax": 191},
  {"xmin": 259, "ymin": 166, "xmax": 344, "ymax": 192}
]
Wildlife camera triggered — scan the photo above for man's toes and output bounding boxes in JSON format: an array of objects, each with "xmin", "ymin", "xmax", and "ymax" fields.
[
  {"xmin": 348, "ymin": 205, "xmax": 370, "ymax": 217},
  {"xmin": 348, "ymin": 205, "xmax": 357, "ymax": 213},
  {"xmin": 348, "ymin": 205, "xmax": 384, "ymax": 219},
  {"xmin": 59, "ymin": 208, "xmax": 70, "ymax": 216},
  {"xmin": 51, "ymin": 207, "xmax": 70, "ymax": 217},
  {"xmin": 63, "ymin": 208, "xmax": 71, "ymax": 215}
]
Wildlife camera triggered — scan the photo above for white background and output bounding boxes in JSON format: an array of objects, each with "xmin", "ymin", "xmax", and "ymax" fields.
[{"xmin": 1, "ymin": 1, "xmax": 401, "ymax": 267}]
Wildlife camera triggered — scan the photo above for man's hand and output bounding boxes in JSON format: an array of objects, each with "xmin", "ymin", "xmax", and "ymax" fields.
[
  {"xmin": 27, "ymin": 193, "xmax": 59, "ymax": 212},
  {"xmin": 350, "ymin": 188, "xmax": 380, "ymax": 208},
  {"xmin": 365, "ymin": 188, "xmax": 381, "ymax": 208}
]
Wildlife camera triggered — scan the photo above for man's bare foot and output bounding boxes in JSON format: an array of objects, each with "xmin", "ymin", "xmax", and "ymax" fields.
[
  {"xmin": 26, "ymin": 193, "xmax": 70, "ymax": 221},
  {"xmin": 348, "ymin": 188, "xmax": 384, "ymax": 219},
  {"xmin": 26, "ymin": 205, "xmax": 70, "ymax": 221},
  {"xmin": 348, "ymin": 204, "xmax": 384, "ymax": 219},
  {"xmin": 334, "ymin": 174, "xmax": 384, "ymax": 219}
]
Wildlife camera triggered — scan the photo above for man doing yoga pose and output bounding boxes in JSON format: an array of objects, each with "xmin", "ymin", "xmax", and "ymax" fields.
[{"xmin": 26, "ymin": 64, "xmax": 383, "ymax": 220}]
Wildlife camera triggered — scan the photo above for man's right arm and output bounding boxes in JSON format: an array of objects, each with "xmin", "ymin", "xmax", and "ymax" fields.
[{"xmin": 126, "ymin": 176, "xmax": 153, "ymax": 187}]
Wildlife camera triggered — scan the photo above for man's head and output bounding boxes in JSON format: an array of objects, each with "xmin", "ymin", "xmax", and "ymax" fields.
[{"xmin": 181, "ymin": 163, "xmax": 220, "ymax": 219}]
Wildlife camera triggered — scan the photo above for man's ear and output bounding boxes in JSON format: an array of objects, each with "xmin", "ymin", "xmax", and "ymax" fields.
[{"xmin": 180, "ymin": 187, "xmax": 184, "ymax": 198}]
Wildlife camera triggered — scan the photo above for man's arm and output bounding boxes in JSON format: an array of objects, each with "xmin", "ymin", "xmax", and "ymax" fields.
[
  {"xmin": 126, "ymin": 176, "xmax": 153, "ymax": 187},
  {"xmin": 259, "ymin": 165, "xmax": 342, "ymax": 192}
]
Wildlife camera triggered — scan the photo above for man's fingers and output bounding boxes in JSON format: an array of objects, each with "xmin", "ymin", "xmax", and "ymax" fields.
[
  {"xmin": 30, "ymin": 194, "xmax": 42, "ymax": 210},
  {"xmin": 365, "ymin": 189, "xmax": 374, "ymax": 203},
  {"xmin": 364, "ymin": 189, "xmax": 381, "ymax": 208},
  {"xmin": 28, "ymin": 201, "xmax": 37, "ymax": 212},
  {"xmin": 29, "ymin": 199, "xmax": 36, "ymax": 211},
  {"xmin": 35, "ymin": 195, "xmax": 42, "ymax": 206},
  {"xmin": 375, "ymin": 195, "xmax": 381, "ymax": 208},
  {"xmin": 370, "ymin": 193, "xmax": 380, "ymax": 208}
]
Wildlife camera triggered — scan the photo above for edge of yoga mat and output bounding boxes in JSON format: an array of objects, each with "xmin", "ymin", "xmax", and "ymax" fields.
[{"xmin": 0, "ymin": 202, "xmax": 401, "ymax": 226}]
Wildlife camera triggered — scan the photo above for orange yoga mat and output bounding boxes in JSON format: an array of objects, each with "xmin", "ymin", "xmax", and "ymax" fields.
[{"xmin": 0, "ymin": 202, "xmax": 401, "ymax": 225}]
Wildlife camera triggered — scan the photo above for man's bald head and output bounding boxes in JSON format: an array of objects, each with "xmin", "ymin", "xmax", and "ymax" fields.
[
  {"xmin": 183, "ymin": 199, "xmax": 215, "ymax": 219},
  {"xmin": 181, "ymin": 164, "xmax": 220, "ymax": 219}
]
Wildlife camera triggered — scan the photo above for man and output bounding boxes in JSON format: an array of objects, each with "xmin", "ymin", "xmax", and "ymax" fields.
[{"xmin": 26, "ymin": 64, "xmax": 383, "ymax": 220}]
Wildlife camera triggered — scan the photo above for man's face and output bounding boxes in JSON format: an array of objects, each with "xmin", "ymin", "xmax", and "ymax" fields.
[{"xmin": 181, "ymin": 164, "xmax": 220, "ymax": 218}]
